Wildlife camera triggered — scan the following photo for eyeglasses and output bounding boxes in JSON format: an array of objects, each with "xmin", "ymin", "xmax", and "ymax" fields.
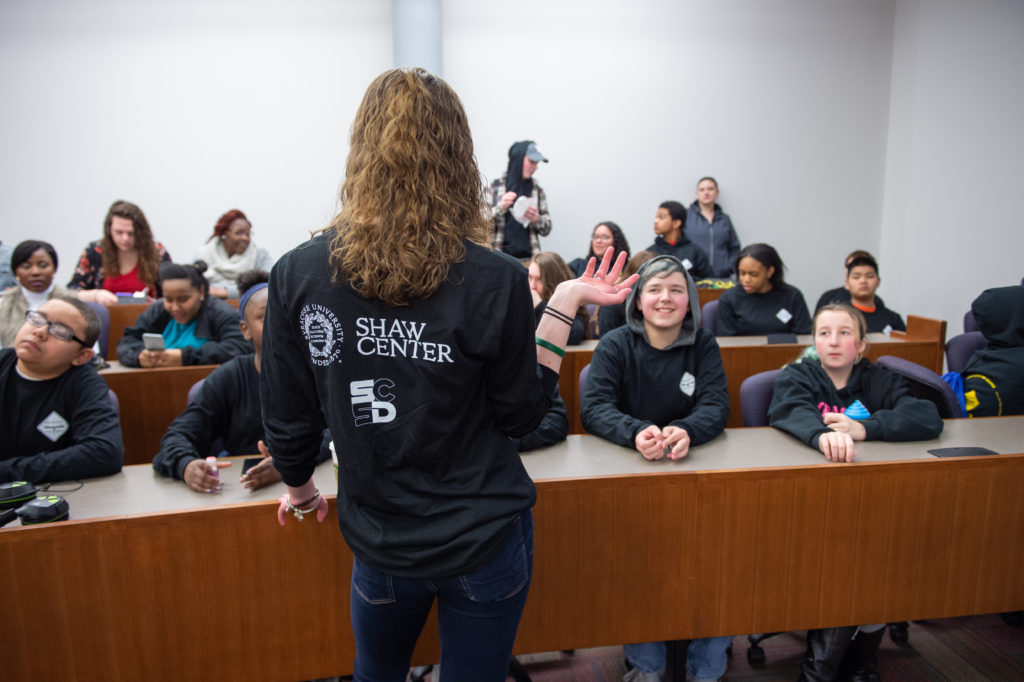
[{"xmin": 24, "ymin": 310, "xmax": 88, "ymax": 346}]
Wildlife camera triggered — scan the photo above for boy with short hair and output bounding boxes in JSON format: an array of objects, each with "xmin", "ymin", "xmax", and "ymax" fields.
[
  {"xmin": 816, "ymin": 251, "xmax": 905, "ymax": 334},
  {"xmin": 0, "ymin": 296, "xmax": 124, "ymax": 482}
]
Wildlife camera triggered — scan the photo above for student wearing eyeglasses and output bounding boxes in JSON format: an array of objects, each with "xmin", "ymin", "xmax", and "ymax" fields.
[{"xmin": 0, "ymin": 296, "xmax": 123, "ymax": 483}]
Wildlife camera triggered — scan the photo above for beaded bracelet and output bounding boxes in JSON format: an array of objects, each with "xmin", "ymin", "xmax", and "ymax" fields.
[{"xmin": 285, "ymin": 490, "xmax": 321, "ymax": 521}]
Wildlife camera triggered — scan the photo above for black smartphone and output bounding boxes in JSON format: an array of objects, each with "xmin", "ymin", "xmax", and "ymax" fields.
[{"xmin": 242, "ymin": 457, "xmax": 263, "ymax": 475}]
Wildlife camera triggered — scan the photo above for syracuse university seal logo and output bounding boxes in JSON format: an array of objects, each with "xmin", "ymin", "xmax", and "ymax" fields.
[{"xmin": 300, "ymin": 303, "xmax": 344, "ymax": 366}]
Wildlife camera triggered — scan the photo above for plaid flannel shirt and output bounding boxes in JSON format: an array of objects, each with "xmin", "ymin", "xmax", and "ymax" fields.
[{"xmin": 487, "ymin": 173, "xmax": 552, "ymax": 257}]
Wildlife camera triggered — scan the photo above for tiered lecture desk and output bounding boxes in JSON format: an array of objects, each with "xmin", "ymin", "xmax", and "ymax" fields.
[
  {"xmin": 562, "ymin": 315, "xmax": 947, "ymax": 433},
  {"xmin": 4, "ymin": 416, "xmax": 1021, "ymax": 681}
]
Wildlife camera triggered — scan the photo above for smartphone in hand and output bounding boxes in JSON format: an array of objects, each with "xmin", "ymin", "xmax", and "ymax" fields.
[{"xmin": 142, "ymin": 333, "xmax": 165, "ymax": 351}]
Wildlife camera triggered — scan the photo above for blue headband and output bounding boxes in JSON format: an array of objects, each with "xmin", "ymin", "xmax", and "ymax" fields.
[{"xmin": 238, "ymin": 282, "xmax": 269, "ymax": 321}]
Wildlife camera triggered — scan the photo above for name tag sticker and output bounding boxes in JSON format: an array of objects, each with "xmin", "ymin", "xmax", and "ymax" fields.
[
  {"xmin": 776, "ymin": 308, "xmax": 793, "ymax": 324},
  {"xmin": 37, "ymin": 411, "xmax": 70, "ymax": 443},
  {"xmin": 682, "ymin": 258, "xmax": 693, "ymax": 271},
  {"xmin": 679, "ymin": 371, "xmax": 696, "ymax": 397},
  {"xmin": 882, "ymin": 324, "xmax": 893, "ymax": 335}
]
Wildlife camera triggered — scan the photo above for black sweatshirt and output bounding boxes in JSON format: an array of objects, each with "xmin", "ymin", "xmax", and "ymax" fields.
[
  {"xmin": 0, "ymin": 349, "xmax": 123, "ymax": 483},
  {"xmin": 153, "ymin": 354, "xmax": 263, "ymax": 479},
  {"xmin": 261, "ymin": 231, "xmax": 555, "ymax": 578},
  {"xmin": 768, "ymin": 357, "xmax": 943, "ymax": 448},
  {"xmin": 117, "ymin": 296, "xmax": 253, "ymax": 366},
  {"xmin": 716, "ymin": 283, "xmax": 812, "ymax": 336},
  {"xmin": 581, "ymin": 257, "xmax": 729, "ymax": 447},
  {"xmin": 644, "ymin": 236, "xmax": 711, "ymax": 279},
  {"xmin": 963, "ymin": 285, "xmax": 1024, "ymax": 416}
]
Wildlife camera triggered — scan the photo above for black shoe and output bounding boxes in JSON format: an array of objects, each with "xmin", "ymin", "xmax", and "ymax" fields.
[
  {"xmin": 798, "ymin": 627, "xmax": 857, "ymax": 682},
  {"xmin": 837, "ymin": 627, "xmax": 885, "ymax": 682}
]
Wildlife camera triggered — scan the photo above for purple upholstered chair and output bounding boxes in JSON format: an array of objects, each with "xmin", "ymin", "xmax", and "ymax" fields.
[
  {"xmin": 739, "ymin": 369, "xmax": 782, "ymax": 427},
  {"xmin": 945, "ymin": 332, "xmax": 986, "ymax": 374},
  {"xmin": 875, "ymin": 355, "xmax": 963, "ymax": 418}
]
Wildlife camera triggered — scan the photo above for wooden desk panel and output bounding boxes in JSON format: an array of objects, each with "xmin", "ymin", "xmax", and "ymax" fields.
[
  {"xmin": 565, "ymin": 315, "xmax": 946, "ymax": 433},
  {"xmin": 4, "ymin": 420, "xmax": 1023, "ymax": 681},
  {"xmin": 101, "ymin": 363, "xmax": 218, "ymax": 464}
]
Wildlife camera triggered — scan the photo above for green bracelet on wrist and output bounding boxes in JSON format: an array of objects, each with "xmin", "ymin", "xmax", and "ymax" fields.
[{"xmin": 535, "ymin": 337, "xmax": 566, "ymax": 357}]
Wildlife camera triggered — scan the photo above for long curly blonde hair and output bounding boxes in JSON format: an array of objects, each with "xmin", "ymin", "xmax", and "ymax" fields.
[{"xmin": 326, "ymin": 68, "xmax": 490, "ymax": 306}]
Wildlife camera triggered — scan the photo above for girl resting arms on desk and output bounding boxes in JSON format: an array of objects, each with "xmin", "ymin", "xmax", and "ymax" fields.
[
  {"xmin": 768, "ymin": 303, "xmax": 943, "ymax": 682},
  {"xmin": 580, "ymin": 254, "xmax": 731, "ymax": 682},
  {"xmin": 68, "ymin": 200, "xmax": 171, "ymax": 305},
  {"xmin": 261, "ymin": 68, "xmax": 637, "ymax": 682},
  {"xmin": 152, "ymin": 270, "xmax": 327, "ymax": 492},
  {"xmin": 716, "ymin": 242, "xmax": 812, "ymax": 336},
  {"xmin": 116, "ymin": 261, "xmax": 252, "ymax": 367}
]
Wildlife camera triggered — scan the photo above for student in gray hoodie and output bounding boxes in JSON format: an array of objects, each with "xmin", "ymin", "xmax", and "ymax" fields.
[{"xmin": 581, "ymin": 255, "xmax": 731, "ymax": 682}]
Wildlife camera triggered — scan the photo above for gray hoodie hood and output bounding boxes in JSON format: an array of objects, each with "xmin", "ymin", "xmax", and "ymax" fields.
[{"xmin": 625, "ymin": 254, "xmax": 702, "ymax": 349}]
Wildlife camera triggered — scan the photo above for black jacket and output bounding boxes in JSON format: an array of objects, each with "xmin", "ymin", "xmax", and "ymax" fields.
[
  {"xmin": 644, "ymin": 236, "xmax": 711, "ymax": 279},
  {"xmin": 117, "ymin": 296, "xmax": 253, "ymax": 366},
  {"xmin": 769, "ymin": 357, "xmax": 943, "ymax": 448},
  {"xmin": 261, "ymin": 231, "xmax": 555, "ymax": 578},
  {"xmin": 963, "ymin": 285, "xmax": 1024, "ymax": 416}
]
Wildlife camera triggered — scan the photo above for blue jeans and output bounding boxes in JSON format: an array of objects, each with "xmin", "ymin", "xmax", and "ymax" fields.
[
  {"xmin": 624, "ymin": 636, "xmax": 733, "ymax": 681},
  {"xmin": 349, "ymin": 510, "xmax": 533, "ymax": 682}
]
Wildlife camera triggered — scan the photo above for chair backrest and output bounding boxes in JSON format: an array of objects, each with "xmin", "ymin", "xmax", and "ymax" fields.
[
  {"xmin": 578, "ymin": 363, "xmax": 590, "ymax": 399},
  {"xmin": 740, "ymin": 369, "xmax": 782, "ymax": 427},
  {"xmin": 85, "ymin": 301, "xmax": 111, "ymax": 359},
  {"xmin": 187, "ymin": 378, "xmax": 206, "ymax": 404},
  {"xmin": 945, "ymin": 331, "xmax": 986, "ymax": 374},
  {"xmin": 701, "ymin": 299, "xmax": 719, "ymax": 335},
  {"xmin": 875, "ymin": 355, "xmax": 963, "ymax": 418},
  {"xmin": 107, "ymin": 388, "xmax": 120, "ymax": 416},
  {"xmin": 963, "ymin": 309, "xmax": 977, "ymax": 333}
]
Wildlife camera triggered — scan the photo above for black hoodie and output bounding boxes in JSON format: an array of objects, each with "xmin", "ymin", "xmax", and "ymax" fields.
[
  {"xmin": 581, "ymin": 256, "xmax": 729, "ymax": 447},
  {"xmin": 963, "ymin": 285, "xmax": 1024, "ymax": 416}
]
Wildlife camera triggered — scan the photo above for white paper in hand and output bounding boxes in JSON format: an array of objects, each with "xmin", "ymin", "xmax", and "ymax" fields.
[{"xmin": 511, "ymin": 195, "xmax": 538, "ymax": 226}]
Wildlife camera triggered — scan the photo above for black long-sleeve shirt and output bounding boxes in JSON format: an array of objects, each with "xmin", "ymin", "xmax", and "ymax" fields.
[
  {"xmin": 261, "ymin": 232, "xmax": 555, "ymax": 578},
  {"xmin": 153, "ymin": 354, "xmax": 263, "ymax": 479},
  {"xmin": 0, "ymin": 349, "xmax": 123, "ymax": 483},
  {"xmin": 716, "ymin": 283, "xmax": 812, "ymax": 336},
  {"xmin": 644, "ymin": 236, "xmax": 711, "ymax": 279}
]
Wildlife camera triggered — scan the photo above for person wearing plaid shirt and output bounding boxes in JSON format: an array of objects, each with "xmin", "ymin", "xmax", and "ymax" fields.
[{"xmin": 488, "ymin": 140, "xmax": 551, "ymax": 259}]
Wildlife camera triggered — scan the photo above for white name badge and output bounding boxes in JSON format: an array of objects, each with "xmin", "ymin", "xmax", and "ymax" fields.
[
  {"xmin": 37, "ymin": 411, "xmax": 70, "ymax": 442},
  {"xmin": 679, "ymin": 371, "xmax": 696, "ymax": 397},
  {"xmin": 776, "ymin": 308, "xmax": 793, "ymax": 324},
  {"xmin": 882, "ymin": 324, "xmax": 893, "ymax": 335}
]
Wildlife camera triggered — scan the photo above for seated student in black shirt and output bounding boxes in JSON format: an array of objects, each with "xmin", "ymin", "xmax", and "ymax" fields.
[
  {"xmin": 117, "ymin": 261, "xmax": 252, "ymax": 367},
  {"xmin": 153, "ymin": 271, "xmax": 326, "ymax": 492},
  {"xmin": 717, "ymin": 243, "xmax": 812, "ymax": 336},
  {"xmin": 528, "ymin": 252, "xmax": 587, "ymax": 344},
  {"xmin": 815, "ymin": 251, "xmax": 904, "ymax": 334},
  {"xmin": 0, "ymin": 296, "xmax": 123, "ymax": 482},
  {"xmin": 643, "ymin": 200, "xmax": 710, "ymax": 279}
]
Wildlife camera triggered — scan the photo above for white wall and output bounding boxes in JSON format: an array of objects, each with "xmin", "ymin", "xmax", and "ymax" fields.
[
  {"xmin": 880, "ymin": 0, "xmax": 1024, "ymax": 335},
  {"xmin": 447, "ymin": 0, "xmax": 896, "ymax": 303},
  {"xmin": 2, "ymin": 0, "xmax": 1020, "ymax": 344},
  {"xmin": 0, "ymin": 0, "xmax": 392, "ymax": 282}
]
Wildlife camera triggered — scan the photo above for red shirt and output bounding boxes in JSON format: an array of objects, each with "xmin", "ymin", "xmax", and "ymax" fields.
[{"xmin": 103, "ymin": 266, "xmax": 153, "ymax": 297}]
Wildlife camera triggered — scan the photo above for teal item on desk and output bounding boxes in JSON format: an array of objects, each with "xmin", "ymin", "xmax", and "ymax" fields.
[
  {"xmin": 161, "ymin": 318, "xmax": 208, "ymax": 350},
  {"xmin": 845, "ymin": 400, "xmax": 871, "ymax": 421}
]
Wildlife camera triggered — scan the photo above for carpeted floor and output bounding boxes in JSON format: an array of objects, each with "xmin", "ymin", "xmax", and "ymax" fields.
[{"xmin": 502, "ymin": 614, "xmax": 1024, "ymax": 681}]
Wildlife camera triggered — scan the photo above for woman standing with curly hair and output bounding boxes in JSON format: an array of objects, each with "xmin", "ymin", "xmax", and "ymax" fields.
[
  {"xmin": 261, "ymin": 68, "xmax": 635, "ymax": 681},
  {"xmin": 68, "ymin": 200, "xmax": 171, "ymax": 305}
]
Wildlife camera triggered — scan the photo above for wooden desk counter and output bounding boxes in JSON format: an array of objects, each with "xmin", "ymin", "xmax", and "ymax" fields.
[
  {"xmin": 563, "ymin": 315, "xmax": 946, "ymax": 433},
  {"xmin": 100, "ymin": 361, "xmax": 219, "ymax": 464},
  {"xmin": 4, "ymin": 418, "xmax": 1022, "ymax": 681}
]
